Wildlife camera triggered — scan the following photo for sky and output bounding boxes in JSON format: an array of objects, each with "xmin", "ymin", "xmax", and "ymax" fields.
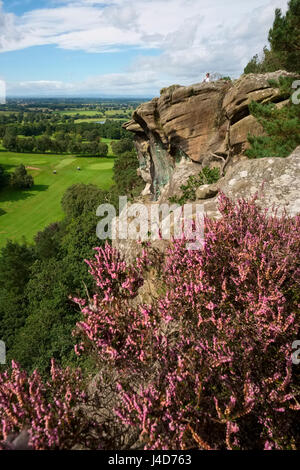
[{"xmin": 0, "ymin": 0, "xmax": 289, "ymax": 97}]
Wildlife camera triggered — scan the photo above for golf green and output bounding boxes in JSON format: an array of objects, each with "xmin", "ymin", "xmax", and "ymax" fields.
[{"xmin": 0, "ymin": 151, "xmax": 114, "ymax": 248}]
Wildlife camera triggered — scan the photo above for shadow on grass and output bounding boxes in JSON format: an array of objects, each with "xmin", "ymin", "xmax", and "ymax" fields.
[
  {"xmin": 0, "ymin": 162, "xmax": 16, "ymax": 172},
  {"xmin": 0, "ymin": 184, "xmax": 49, "ymax": 203},
  {"xmin": 0, "ymin": 208, "xmax": 6, "ymax": 216}
]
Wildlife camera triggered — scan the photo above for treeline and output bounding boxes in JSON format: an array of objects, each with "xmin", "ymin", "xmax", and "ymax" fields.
[
  {"xmin": 0, "ymin": 117, "xmax": 130, "ymax": 139},
  {"xmin": 0, "ymin": 112, "xmax": 61, "ymax": 126},
  {"xmin": 0, "ymin": 119, "xmax": 132, "ymax": 155},
  {"xmin": 2, "ymin": 133, "xmax": 109, "ymax": 156}
]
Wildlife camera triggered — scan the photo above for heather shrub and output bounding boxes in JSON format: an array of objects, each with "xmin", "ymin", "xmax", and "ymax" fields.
[
  {"xmin": 75, "ymin": 194, "xmax": 300, "ymax": 450},
  {"xmin": 73, "ymin": 243, "xmax": 157, "ymax": 372},
  {"xmin": 0, "ymin": 360, "xmax": 101, "ymax": 450}
]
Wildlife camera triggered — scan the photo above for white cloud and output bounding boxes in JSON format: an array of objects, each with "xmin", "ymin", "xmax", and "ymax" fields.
[
  {"xmin": 0, "ymin": 0, "xmax": 290, "ymax": 95},
  {"xmin": 7, "ymin": 71, "xmax": 166, "ymax": 96}
]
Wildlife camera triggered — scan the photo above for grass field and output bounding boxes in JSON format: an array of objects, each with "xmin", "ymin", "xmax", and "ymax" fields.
[
  {"xmin": 58, "ymin": 109, "xmax": 104, "ymax": 117},
  {"xmin": 59, "ymin": 108, "xmax": 132, "ymax": 121},
  {"xmin": 0, "ymin": 150, "xmax": 114, "ymax": 248},
  {"xmin": 74, "ymin": 118, "xmax": 106, "ymax": 124}
]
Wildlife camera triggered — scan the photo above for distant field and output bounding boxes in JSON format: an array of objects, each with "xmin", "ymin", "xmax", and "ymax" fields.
[
  {"xmin": 74, "ymin": 118, "xmax": 106, "ymax": 124},
  {"xmin": 58, "ymin": 109, "xmax": 103, "ymax": 117},
  {"xmin": 0, "ymin": 150, "xmax": 114, "ymax": 248},
  {"xmin": 105, "ymin": 109, "xmax": 133, "ymax": 117},
  {"xmin": 59, "ymin": 108, "xmax": 132, "ymax": 120}
]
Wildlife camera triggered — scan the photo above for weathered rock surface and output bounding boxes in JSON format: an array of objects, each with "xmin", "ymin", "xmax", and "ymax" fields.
[
  {"xmin": 124, "ymin": 71, "xmax": 298, "ymax": 199},
  {"xmin": 204, "ymin": 145, "xmax": 300, "ymax": 218},
  {"xmin": 113, "ymin": 147, "xmax": 300, "ymax": 262}
]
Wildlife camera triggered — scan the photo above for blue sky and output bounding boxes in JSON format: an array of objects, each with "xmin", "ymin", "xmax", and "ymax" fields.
[{"xmin": 0, "ymin": 0, "xmax": 289, "ymax": 97}]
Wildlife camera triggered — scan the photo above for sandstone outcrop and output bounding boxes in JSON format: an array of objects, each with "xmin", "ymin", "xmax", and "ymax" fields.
[
  {"xmin": 200, "ymin": 145, "xmax": 300, "ymax": 219},
  {"xmin": 113, "ymin": 146, "xmax": 300, "ymax": 262},
  {"xmin": 114, "ymin": 72, "xmax": 300, "ymax": 262},
  {"xmin": 124, "ymin": 71, "xmax": 297, "ymax": 199}
]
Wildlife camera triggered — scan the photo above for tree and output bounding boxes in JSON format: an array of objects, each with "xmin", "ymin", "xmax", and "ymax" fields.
[
  {"xmin": 61, "ymin": 183, "xmax": 110, "ymax": 220},
  {"xmin": 0, "ymin": 241, "xmax": 35, "ymax": 351},
  {"xmin": 113, "ymin": 150, "xmax": 144, "ymax": 198},
  {"xmin": 35, "ymin": 135, "xmax": 51, "ymax": 153},
  {"xmin": 244, "ymin": 0, "xmax": 300, "ymax": 73},
  {"xmin": 111, "ymin": 137, "xmax": 134, "ymax": 155},
  {"xmin": 98, "ymin": 142, "xmax": 108, "ymax": 157},
  {"xmin": 10, "ymin": 164, "xmax": 34, "ymax": 189},
  {"xmin": 2, "ymin": 133, "xmax": 17, "ymax": 151},
  {"xmin": 16, "ymin": 137, "xmax": 35, "ymax": 153},
  {"xmin": 34, "ymin": 222, "xmax": 62, "ymax": 260},
  {"xmin": 246, "ymin": 77, "xmax": 300, "ymax": 158},
  {"xmin": 268, "ymin": 0, "xmax": 300, "ymax": 72},
  {"xmin": 246, "ymin": 98, "xmax": 300, "ymax": 158}
]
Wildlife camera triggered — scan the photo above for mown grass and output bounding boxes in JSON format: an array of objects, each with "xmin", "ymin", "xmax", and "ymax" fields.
[{"xmin": 0, "ymin": 149, "xmax": 114, "ymax": 248}]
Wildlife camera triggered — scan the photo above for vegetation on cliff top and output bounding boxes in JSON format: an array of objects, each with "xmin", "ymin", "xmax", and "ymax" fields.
[
  {"xmin": 246, "ymin": 76, "xmax": 300, "ymax": 158},
  {"xmin": 244, "ymin": 0, "xmax": 300, "ymax": 74}
]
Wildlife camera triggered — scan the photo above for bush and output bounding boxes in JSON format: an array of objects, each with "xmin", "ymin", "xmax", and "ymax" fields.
[
  {"xmin": 0, "ymin": 360, "xmax": 100, "ymax": 450},
  {"xmin": 112, "ymin": 150, "xmax": 144, "ymax": 199},
  {"xmin": 10, "ymin": 164, "xmax": 34, "ymax": 189},
  {"xmin": 246, "ymin": 98, "xmax": 300, "ymax": 158},
  {"xmin": 169, "ymin": 167, "xmax": 220, "ymax": 205}
]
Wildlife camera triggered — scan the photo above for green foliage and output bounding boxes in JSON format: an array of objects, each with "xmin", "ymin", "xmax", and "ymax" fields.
[
  {"xmin": 34, "ymin": 223, "xmax": 61, "ymax": 260},
  {"xmin": 112, "ymin": 150, "xmax": 144, "ymax": 199},
  {"xmin": 268, "ymin": 0, "xmax": 300, "ymax": 72},
  {"xmin": 0, "ymin": 182, "xmax": 115, "ymax": 374},
  {"xmin": 0, "ymin": 241, "xmax": 35, "ymax": 351},
  {"xmin": 169, "ymin": 167, "xmax": 220, "ymax": 205},
  {"xmin": 0, "ymin": 165, "xmax": 8, "ymax": 190},
  {"xmin": 61, "ymin": 183, "xmax": 110, "ymax": 220},
  {"xmin": 10, "ymin": 164, "xmax": 34, "ymax": 189},
  {"xmin": 244, "ymin": 0, "xmax": 300, "ymax": 74},
  {"xmin": 2, "ymin": 133, "xmax": 17, "ymax": 151},
  {"xmin": 267, "ymin": 75, "xmax": 297, "ymax": 97},
  {"xmin": 246, "ymin": 99, "xmax": 300, "ymax": 158},
  {"xmin": 98, "ymin": 142, "xmax": 109, "ymax": 157},
  {"xmin": 1, "ymin": 118, "xmax": 124, "ymax": 155},
  {"xmin": 244, "ymin": 48, "xmax": 283, "ymax": 74},
  {"xmin": 111, "ymin": 137, "xmax": 134, "ymax": 155},
  {"xmin": 9, "ymin": 257, "xmax": 82, "ymax": 373}
]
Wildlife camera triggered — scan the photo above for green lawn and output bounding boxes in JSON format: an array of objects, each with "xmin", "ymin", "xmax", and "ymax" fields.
[{"xmin": 0, "ymin": 150, "xmax": 114, "ymax": 248}]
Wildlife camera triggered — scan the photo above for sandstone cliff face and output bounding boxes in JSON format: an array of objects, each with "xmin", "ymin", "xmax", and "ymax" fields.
[
  {"xmin": 114, "ymin": 73, "xmax": 300, "ymax": 262},
  {"xmin": 113, "ymin": 146, "xmax": 300, "ymax": 263},
  {"xmin": 124, "ymin": 71, "xmax": 296, "ymax": 199}
]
